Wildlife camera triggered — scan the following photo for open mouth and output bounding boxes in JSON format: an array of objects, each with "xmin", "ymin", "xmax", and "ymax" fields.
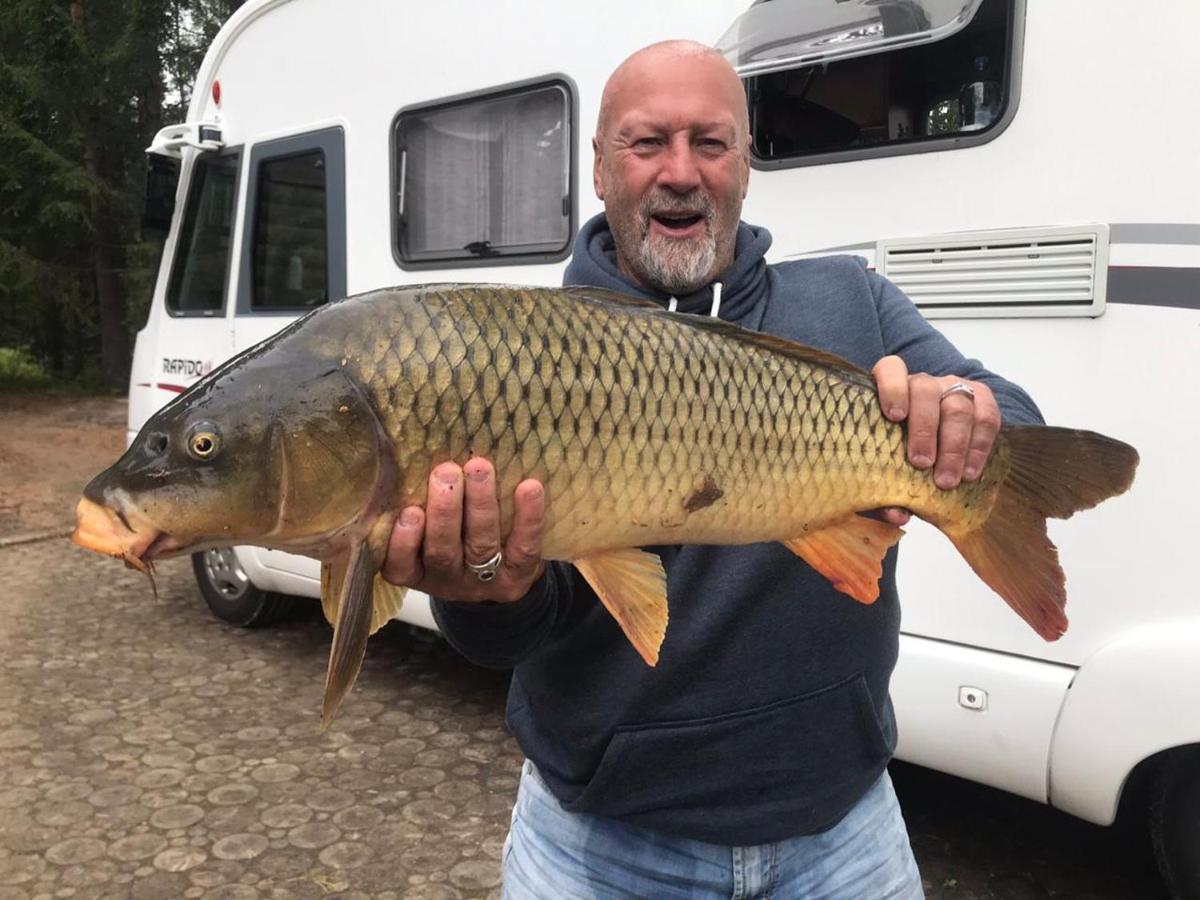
[
  {"xmin": 650, "ymin": 212, "xmax": 706, "ymax": 237},
  {"xmin": 72, "ymin": 496, "xmax": 170, "ymax": 572}
]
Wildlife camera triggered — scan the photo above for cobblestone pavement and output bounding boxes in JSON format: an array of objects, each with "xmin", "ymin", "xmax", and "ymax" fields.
[
  {"xmin": 1, "ymin": 537, "xmax": 1162, "ymax": 899},
  {"xmin": 1, "ymin": 539, "xmax": 518, "ymax": 899}
]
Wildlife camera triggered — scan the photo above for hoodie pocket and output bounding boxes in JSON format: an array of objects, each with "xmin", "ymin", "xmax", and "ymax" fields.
[{"xmin": 562, "ymin": 672, "xmax": 891, "ymax": 842}]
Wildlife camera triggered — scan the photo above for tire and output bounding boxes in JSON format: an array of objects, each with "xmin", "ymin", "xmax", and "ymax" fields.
[
  {"xmin": 1150, "ymin": 746, "xmax": 1200, "ymax": 900},
  {"xmin": 191, "ymin": 548, "xmax": 294, "ymax": 627}
]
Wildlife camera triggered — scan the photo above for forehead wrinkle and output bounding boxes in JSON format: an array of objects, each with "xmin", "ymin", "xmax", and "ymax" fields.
[
  {"xmin": 616, "ymin": 114, "xmax": 739, "ymax": 135},
  {"xmin": 596, "ymin": 41, "xmax": 747, "ymax": 143}
]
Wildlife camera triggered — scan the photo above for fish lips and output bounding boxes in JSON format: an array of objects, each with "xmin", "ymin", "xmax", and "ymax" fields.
[{"xmin": 72, "ymin": 494, "xmax": 183, "ymax": 569}]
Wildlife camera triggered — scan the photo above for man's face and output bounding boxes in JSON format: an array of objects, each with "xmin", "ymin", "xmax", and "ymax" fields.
[{"xmin": 594, "ymin": 52, "xmax": 751, "ymax": 295}]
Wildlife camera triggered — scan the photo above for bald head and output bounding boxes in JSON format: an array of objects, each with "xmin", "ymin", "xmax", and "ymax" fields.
[
  {"xmin": 591, "ymin": 40, "xmax": 752, "ymax": 295},
  {"xmin": 596, "ymin": 41, "xmax": 749, "ymax": 147}
]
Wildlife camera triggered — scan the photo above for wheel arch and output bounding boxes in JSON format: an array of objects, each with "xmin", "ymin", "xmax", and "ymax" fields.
[{"xmin": 1049, "ymin": 622, "xmax": 1200, "ymax": 825}]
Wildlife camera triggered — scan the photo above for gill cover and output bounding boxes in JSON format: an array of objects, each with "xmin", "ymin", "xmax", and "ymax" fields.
[{"xmin": 264, "ymin": 368, "xmax": 392, "ymax": 547}]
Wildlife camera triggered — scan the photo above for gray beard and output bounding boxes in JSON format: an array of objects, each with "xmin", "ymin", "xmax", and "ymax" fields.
[{"xmin": 636, "ymin": 230, "xmax": 717, "ymax": 296}]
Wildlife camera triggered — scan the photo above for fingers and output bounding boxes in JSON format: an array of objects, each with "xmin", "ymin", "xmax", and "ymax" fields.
[
  {"xmin": 926, "ymin": 380, "xmax": 1001, "ymax": 489},
  {"xmin": 904, "ymin": 374, "xmax": 943, "ymax": 470},
  {"xmin": 878, "ymin": 357, "xmax": 1003, "ymax": 491},
  {"xmin": 872, "ymin": 355, "xmax": 910, "ymax": 422},
  {"xmin": 933, "ymin": 387, "xmax": 976, "ymax": 490},
  {"xmin": 381, "ymin": 505, "xmax": 425, "ymax": 586},
  {"xmin": 860, "ymin": 507, "xmax": 912, "ymax": 527},
  {"xmin": 962, "ymin": 383, "xmax": 1000, "ymax": 482},
  {"xmin": 380, "ymin": 459, "xmax": 546, "ymax": 603},
  {"xmin": 462, "ymin": 458, "xmax": 501, "ymax": 567},
  {"xmin": 502, "ymin": 480, "xmax": 546, "ymax": 588},
  {"xmin": 421, "ymin": 463, "xmax": 465, "ymax": 577}
]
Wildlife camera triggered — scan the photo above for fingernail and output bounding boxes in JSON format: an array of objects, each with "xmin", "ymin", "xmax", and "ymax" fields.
[
  {"xmin": 935, "ymin": 473, "xmax": 957, "ymax": 490},
  {"xmin": 888, "ymin": 406, "xmax": 904, "ymax": 420},
  {"xmin": 963, "ymin": 466, "xmax": 979, "ymax": 481},
  {"xmin": 911, "ymin": 454, "xmax": 932, "ymax": 468},
  {"xmin": 400, "ymin": 509, "xmax": 420, "ymax": 527},
  {"xmin": 436, "ymin": 467, "xmax": 459, "ymax": 486},
  {"xmin": 467, "ymin": 466, "xmax": 489, "ymax": 482}
]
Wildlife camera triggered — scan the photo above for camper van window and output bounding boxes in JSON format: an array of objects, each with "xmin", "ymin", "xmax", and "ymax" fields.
[
  {"xmin": 166, "ymin": 153, "xmax": 239, "ymax": 315},
  {"xmin": 251, "ymin": 151, "xmax": 329, "ymax": 310},
  {"xmin": 394, "ymin": 80, "xmax": 572, "ymax": 267},
  {"xmin": 744, "ymin": 0, "xmax": 1017, "ymax": 166}
]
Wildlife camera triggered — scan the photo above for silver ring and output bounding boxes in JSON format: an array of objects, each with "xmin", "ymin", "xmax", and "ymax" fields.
[
  {"xmin": 465, "ymin": 550, "xmax": 503, "ymax": 582},
  {"xmin": 941, "ymin": 382, "xmax": 976, "ymax": 402}
]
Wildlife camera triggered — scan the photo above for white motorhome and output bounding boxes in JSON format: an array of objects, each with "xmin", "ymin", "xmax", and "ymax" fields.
[{"xmin": 134, "ymin": 0, "xmax": 1200, "ymax": 893}]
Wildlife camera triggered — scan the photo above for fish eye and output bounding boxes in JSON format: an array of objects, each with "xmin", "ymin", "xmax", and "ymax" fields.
[{"xmin": 186, "ymin": 422, "xmax": 221, "ymax": 461}]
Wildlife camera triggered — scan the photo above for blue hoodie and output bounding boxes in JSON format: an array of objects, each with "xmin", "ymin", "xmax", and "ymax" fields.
[{"xmin": 432, "ymin": 214, "xmax": 1042, "ymax": 845}]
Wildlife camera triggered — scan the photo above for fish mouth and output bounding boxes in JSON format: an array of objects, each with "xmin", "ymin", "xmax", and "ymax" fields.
[{"xmin": 72, "ymin": 497, "xmax": 182, "ymax": 573}]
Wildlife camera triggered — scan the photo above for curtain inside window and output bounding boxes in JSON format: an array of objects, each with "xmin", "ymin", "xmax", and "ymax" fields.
[{"xmin": 401, "ymin": 85, "xmax": 568, "ymax": 259}]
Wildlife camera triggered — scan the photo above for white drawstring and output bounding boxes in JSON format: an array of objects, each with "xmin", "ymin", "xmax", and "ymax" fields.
[{"xmin": 666, "ymin": 283, "xmax": 721, "ymax": 316}]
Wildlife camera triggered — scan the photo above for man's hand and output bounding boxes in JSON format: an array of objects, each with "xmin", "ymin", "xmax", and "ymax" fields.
[
  {"xmin": 381, "ymin": 458, "xmax": 547, "ymax": 603},
  {"xmin": 871, "ymin": 355, "xmax": 1002, "ymax": 526}
]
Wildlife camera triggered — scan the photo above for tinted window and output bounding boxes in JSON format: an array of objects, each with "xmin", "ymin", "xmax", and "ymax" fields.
[
  {"xmin": 166, "ymin": 153, "xmax": 239, "ymax": 315},
  {"xmin": 745, "ymin": 0, "xmax": 1016, "ymax": 164},
  {"xmin": 395, "ymin": 81, "xmax": 572, "ymax": 266},
  {"xmin": 252, "ymin": 151, "xmax": 328, "ymax": 310}
]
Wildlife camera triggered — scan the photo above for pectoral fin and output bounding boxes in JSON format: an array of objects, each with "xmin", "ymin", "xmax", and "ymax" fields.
[
  {"xmin": 320, "ymin": 542, "xmax": 377, "ymax": 730},
  {"xmin": 320, "ymin": 559, "xmax": 343, "ymax": 627},
  {"xmin": 783, "ymin": 515, "xmax": 905, "ymax": 604},
  {"xmin": 318, "ymin": 524, "xmax": 403, "ymax": 731},
  {"xmin": 573, "ymin": 549, "xmax": 668, "ymax": 666}
]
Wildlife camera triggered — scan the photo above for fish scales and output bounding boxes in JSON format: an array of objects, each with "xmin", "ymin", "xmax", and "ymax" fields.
[
  {"xmin": 332, "ymin": 285, "xmax": 939, "ymax": 559},
  {"xmin": 73, "ymin": 282, "xmax": 1138, "ymax": 726}
]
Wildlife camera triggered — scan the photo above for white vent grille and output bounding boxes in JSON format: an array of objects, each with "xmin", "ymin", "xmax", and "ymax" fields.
[{"xmin": 877, "ymin": 225, "xmax": 1109, "ymax": 318}]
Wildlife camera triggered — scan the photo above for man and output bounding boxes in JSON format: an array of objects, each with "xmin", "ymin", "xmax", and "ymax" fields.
[{"xmin": 383, "ymin": 41, "xmax": 1041, "ymax": 898}]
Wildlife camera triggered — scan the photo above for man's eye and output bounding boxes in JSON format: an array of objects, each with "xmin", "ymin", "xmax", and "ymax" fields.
[
  {"xmin": 634, "ymin": 137, "xmax": 663, "ymax": 149},
  {"xmin": 698, "ymin": 138, "xmax": 727, "ymax": 151}
]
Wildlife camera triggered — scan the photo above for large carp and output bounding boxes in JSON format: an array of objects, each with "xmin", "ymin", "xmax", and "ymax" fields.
[{"xmin": 73, "ymin": 284, "xmax": 1138, "ymax": 726}]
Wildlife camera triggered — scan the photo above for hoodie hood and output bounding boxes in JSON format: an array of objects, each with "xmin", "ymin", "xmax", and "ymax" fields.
[{"xmin": 563, "ymin": 213, "xmax": 774, "ymax": 325}]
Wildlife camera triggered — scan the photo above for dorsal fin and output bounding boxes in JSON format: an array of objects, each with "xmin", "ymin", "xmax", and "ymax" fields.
[{"xmin": 559, "ymin": 284, "xmax": 875, "ymax": 390}]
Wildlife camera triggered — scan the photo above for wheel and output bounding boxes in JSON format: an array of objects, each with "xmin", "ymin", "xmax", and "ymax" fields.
[
  {"xmin": 1150, "ymin": 746, "xmax": 1200, "ymax": 899},
  {"xmin": 191, "ymin": 548, "xmax": 293, "ymax": 627}
]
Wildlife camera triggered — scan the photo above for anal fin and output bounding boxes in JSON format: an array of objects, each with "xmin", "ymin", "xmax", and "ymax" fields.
[
  {"xmin": 573, "ymin": 549, "xmax": 668, "ymax": 666},
  {"xmin": 783, "ymin": 515, "xmax": 904, "ymax": 604}
]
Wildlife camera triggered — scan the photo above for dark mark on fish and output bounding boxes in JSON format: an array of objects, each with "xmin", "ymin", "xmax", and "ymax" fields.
[{"xmin": 683, "ymin": 476, "xmax": 724, "ymax": 512}]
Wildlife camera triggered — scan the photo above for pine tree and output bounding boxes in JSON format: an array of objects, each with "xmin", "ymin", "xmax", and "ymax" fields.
[{"xmin": 0, "ymin": 0, "xmax": 241, "ymax": 388}]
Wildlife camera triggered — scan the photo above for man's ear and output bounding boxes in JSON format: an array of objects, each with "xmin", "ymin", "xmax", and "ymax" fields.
[
  {"xmin": 739, "ymin": 144, "xmax": 751, "ymax": 199},
  {"xmin": 592, "ymin": 137, "xmax": 605, "ymax": 200}
]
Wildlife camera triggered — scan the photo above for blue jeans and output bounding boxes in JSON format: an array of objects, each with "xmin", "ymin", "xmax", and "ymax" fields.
[{"xmin": 502, "ymin": 760, "xmax": 924, "ymax": 900}]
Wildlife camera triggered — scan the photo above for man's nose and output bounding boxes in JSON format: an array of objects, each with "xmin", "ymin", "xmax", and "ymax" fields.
[{"xmin": 656, "ymin": 138, "xmax": 702, "ymax": 193}]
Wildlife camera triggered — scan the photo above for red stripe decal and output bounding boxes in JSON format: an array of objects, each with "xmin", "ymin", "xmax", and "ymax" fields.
[{"xmin": 157, "ymin": 383, "xmax": 188, "ymax": 393}]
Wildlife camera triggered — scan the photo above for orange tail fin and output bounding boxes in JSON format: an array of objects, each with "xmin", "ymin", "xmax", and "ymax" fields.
[{"xmin": 947, "ymin": 426, "xmax": 1138, "ymax": 640}]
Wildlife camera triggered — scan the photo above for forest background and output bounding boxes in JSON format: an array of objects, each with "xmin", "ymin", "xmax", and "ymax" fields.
[{"xmin": 0, "ymin": 0, "xmax": 242, "ymax": 390}]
